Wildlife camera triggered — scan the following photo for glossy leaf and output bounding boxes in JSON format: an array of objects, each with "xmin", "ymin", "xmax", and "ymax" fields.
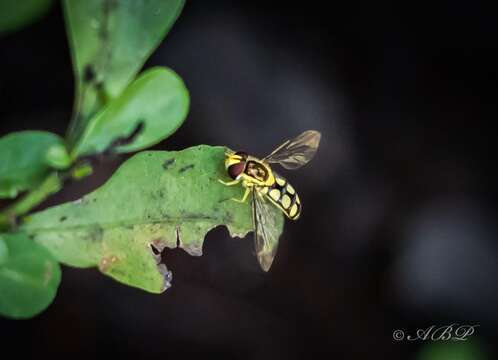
[
  {"xmin": 0, "ymin": 131, "xmax": 70, "ymax": 198},
  {"xmin": 22, "ymin": 146, "xmax": 284, "ymax": 293},
  {"xmin": 72, "ymin": 67, "xmax": 189, "ymax": 157},
  {"xmin": 64, "ymin": 0, "xmax": 186, "ymax": 144},
  {"xmin": 0, "ymin": 0, "xmax": 53, "ymax": 36},
  {"xmin": 0, "ymin": 232, "xmax": 61, "ymax": 319}
]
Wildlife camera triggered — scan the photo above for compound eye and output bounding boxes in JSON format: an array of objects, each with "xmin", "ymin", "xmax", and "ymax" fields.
[
  {"xmin": 234, "ymin": 151, "xmax": 248, "ymax": 160},
  {"xmin": 228, "ymin": 161, "xmax": 245, "ymax": 179}
]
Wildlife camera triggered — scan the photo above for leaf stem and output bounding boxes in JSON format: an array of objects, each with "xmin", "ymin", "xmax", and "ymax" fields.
[{"xmin": 0, "ymin": 173, "xmax": 62, "ymax": 230}]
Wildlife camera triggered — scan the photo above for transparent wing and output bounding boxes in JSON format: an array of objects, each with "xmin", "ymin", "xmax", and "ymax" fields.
[
  {"xmin": 252, "ymin": 188, "xmax": 281, "ymax": 271},
  {"xmin": 263, "ymin": 130, "xmax": 321, "ymax": 170}
]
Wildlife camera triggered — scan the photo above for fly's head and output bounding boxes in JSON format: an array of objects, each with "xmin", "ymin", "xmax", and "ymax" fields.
[{"xmin": 225, "ymin": 151, "xmax": 248, "ymax": 179}]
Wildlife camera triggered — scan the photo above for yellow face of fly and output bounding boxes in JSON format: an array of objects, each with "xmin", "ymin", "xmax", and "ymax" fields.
[
  {"xmin": 224, "ymin": 152, "xmax": 244, "ymax": 169},
  {"xmin": 219, "ymin": 130, "xmax": 321, "ymax": 271}
]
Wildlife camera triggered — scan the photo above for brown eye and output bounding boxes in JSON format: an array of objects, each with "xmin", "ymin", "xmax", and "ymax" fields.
[
  {"xmin": 235, "ymin": 151, "xmax": 248, "ymax": 160},
  {"xmin": 228, "ymin": 162, "xmax": 245, "ymax": 179}
]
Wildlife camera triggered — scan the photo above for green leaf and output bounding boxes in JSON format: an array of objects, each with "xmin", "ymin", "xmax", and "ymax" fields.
[
  {"xmin": 72, "ymin": 67, "xmax": 189, "ymax": 157},
  {"xmin": 22, "ymin": 146, "xmax": 284, "ymax": 293},
  {"xmin": 70, "ymin": 162, "xmax": 93, "ymax": 180},
  {"xmin": 0, "ymin": 238, "xmax": 8, "ymax": 266},
  {"xmin": 0, "ymin": 131, "xmax": 70, "ymax": 198},
  {"xmin": 418, "ymin": 340, "xmax": 487, "ymax": 360},
  {"xmin": 64, "ymin": 0, "xmax": 186, "ymax": 144},
  {"xmin": 0, "ymin": 0, "xmax": 54, "ymax": 36},
  {"xmin": 45, "ymin": 143, "xmax": 72, "ymax": 169},
  {"xmin": 0, "ymin": 232, "xmax": 61, "ymax": 319}
]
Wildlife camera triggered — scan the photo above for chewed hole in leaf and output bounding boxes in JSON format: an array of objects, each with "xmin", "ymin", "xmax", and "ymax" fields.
[
  {"xmin": 158, "ymin": 264, "xmax": 173, "ymax": 290},
  {"xmin": 150, "ymin": 243, "xmax": 161, "ymax": 256},
  {"xmin": 149, "ymin": 241, "xmax": 173, "ymax": 290}
]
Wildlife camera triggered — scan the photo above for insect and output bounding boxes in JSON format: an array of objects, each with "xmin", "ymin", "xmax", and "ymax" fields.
[{"xmin": 219, "ymin": 130, "xmax": 321, "ymax": 271}]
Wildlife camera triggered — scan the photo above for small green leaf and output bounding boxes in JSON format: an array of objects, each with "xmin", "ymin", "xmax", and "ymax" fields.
[
  {"xmin": 0, "ymin": 232, "xmax": 61, "ymax": 319},
  {"xmin": 45, "ymin": 143, "xmax": 71, "ymax": 169},
  {"xmin": 64, "ymin": 0, "xmax": 186, "ymax": 144},
  {"xmin": 71, "ymin": 162, "xmax": 93, "ymax": 180},
  {"xmin": 22, "ymin": 146, "xmax": 284, "ymax": 293},
  {"xmin": 0, "ymin": 131, "xmax": 70, "ymax": 199},
  {"xmin": 0, "ymin": 0, "xmax": 54, "ymax": 36},
  {"xmin": 73, "ymin": 67, "xmax": 189, "ymax": 157}
]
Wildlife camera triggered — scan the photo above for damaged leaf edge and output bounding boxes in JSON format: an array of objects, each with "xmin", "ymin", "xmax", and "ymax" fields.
[{"xmin": 103, "ymin": 223, "xmax": 252, "ymax": 294}]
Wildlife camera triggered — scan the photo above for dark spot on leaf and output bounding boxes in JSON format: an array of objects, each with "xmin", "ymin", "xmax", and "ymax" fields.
[
  {"xmin": 83, "ymin": 65, "xmax": 96, "ymax": 83},
  {"xmin": 181, "ymin": 212, "xmax": 216, "ymax": 221},
  {"xmin": 162, "ymin": 158, "xmax": 175, "ymax": 170},
  {"xmin": 223, "ymin": 212, "xmax": 234, "ymax": 224},
  {"xmin": 105, "ymin": 0, "xmax": 118, "ymax": 10},
  {"xmin": 99, "ymin": 25, "xmax": 108, "ymax": 41},
  {"xmin": 83, "ymin": 64, "xmax": 106, "ymax": 101},
  {"xmin": 105, "ymin": 121, "xmax": 145, "ymax": 153},
  {"xmin": 94, "ymin": 81, "xmax": 104, "ymax": 91},
  {"xmin": 179, "ymin": 164, "xmax": 194, "ymax": 173},
  {"xmin": 60, "ymin": 216, "xmax": 67, "ymax": 222},
  {"xmin": 99, "ymin": 0, "xmax": 118, "ymax": 40},
  {"xmin": 84, "ymin": 226, "xmax": 104, "ymax": 242}
]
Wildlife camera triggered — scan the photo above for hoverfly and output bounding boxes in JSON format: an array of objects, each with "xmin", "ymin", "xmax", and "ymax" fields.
[{"xmin": 219, "ymin": 130, "xmax": 321, "ymax": 271}]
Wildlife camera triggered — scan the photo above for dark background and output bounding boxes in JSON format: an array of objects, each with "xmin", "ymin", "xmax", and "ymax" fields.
[{"xmin": 1, "ymin": 1, "xmax": 497, "ymax": 359}]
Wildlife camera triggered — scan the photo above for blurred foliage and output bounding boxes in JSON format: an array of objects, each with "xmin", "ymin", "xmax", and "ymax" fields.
[
  {"xmin": 0, "ymin": 131, "xmax": 69, "ymax": 199},
  {"xmin": 0, "ymin": 0, "xmax": 196, "ymax": 318},
  {"xmin": 0, "ymin": 237, "xmax": 7, "ymax": 265},
  {"xmin": 0, "ymin": 233, "xmax": 61, "ymax": 319},
  {"xmin": 0, "ymin": 0, "xmax": 54, "ymax": 36},
  {"xmin": 72, "ymin": 67, "xmax": 189, "ymax": 157},
  {"xmin": 418, "ymin": 340, "xmax": 488, "ymax": 360},
  {"xmin": 63, "ymin": 0, "xmax": 186, "ymax": 145}
]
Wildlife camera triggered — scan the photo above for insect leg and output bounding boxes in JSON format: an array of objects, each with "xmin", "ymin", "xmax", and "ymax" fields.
[
  {"xmin": 231, "ymin": 186, "xmax": 251, "ymax": 203},
  {"xmin": 218, "ymin": 178, "xmax": 241, "ymax": 186}
]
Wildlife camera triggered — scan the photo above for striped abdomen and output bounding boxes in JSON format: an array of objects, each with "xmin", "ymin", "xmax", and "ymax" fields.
[{"xmin": 260, "ymin": 173, "xmax": 301, "ymax": 220}]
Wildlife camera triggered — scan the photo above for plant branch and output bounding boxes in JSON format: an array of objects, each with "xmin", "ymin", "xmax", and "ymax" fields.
[{"xmin": 0, "ymin": 173, "xmax": 62, "ymax": 230}]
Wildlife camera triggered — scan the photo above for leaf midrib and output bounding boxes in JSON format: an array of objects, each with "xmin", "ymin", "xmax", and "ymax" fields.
[{"xmin": 23, "ymin": 214, "xmax": 222, "ymax": 234}]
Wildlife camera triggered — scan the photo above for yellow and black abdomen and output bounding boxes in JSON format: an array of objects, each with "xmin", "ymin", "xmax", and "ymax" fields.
[{"xmin": 261, "ymin": 173, "xmax": 301, "ymax": 220}]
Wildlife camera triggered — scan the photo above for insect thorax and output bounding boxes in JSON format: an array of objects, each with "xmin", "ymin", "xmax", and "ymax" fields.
[{"xmin": 244, "ymin": 160, "xmax": 272, "ymax": 184}]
